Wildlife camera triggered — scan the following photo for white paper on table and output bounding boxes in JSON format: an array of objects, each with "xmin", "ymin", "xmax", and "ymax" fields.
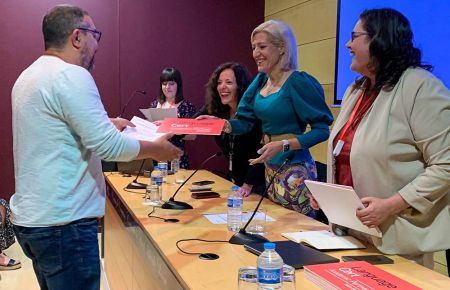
[
  {"xmin": 281, "ymin": 230, "xmax": 366, "ymax": 250},
  {"xmin": 203, "ymin": 212, "xmax": 275, "ymax": 225},
  {"xmin": 140, "ymin": 107, "xmax": 177, "ymax": 122},
  {"xmin": 304, "ymin": 180, "xmax": 382, "ymax": 238},
  {"xmin": 121, "ymin": 116, "xmax": 167, "ymax": 142}
]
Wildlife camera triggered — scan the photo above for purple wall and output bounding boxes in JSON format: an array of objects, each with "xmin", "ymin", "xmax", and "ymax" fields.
[{"xmin": 0, "ymin": 0, "xmax": 263, "ymax": 200}]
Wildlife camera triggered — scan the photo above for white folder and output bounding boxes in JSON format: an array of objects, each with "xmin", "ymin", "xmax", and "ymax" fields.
[
  {"xmin": 305, "ymin": 180, "xmax": 382, "ymax": 238},
  {"xmin": 140, "ymin": 108, "xmax": 177, "ymax": 122}
]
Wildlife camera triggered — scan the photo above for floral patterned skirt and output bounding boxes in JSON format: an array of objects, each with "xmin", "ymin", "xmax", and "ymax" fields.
[
  {"xmin": 0, "ymin": 199, "xmax": 15, "ymax": 251},
  {"xmin": 265, "ymin": 158, "xmax": 317, "ymax": 218}
]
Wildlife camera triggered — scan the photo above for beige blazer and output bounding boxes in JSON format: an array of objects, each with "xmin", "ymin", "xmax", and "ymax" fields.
[{"xmin": 327, "ymin": 68, "xmax": 450, "ymax": 255}]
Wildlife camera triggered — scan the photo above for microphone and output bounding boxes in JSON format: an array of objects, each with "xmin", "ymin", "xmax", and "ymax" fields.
[
  {"xmin": 118, "ymin": 90, "xmax": 147, "ymax": 118},
  {"xmin": 162, "ymin": 152, "xmax": 223, "ymax": 210},
  {"xmin": 125, "ymin": 159, "xmax": 147, "ymax": 189},
  {"xmin": 229, "ymin": 152, "xmax": 295, "ymax": 245}
]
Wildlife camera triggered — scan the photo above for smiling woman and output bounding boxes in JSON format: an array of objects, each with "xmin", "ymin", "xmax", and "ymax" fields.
[
  {"xmin": 324, "ymin": 8, "xmax": 450, "ymax": 268},
  {"xmin": 195, "ymin": 62, "xmax": 266, "ymax": 197},
  {"xmin": 225, "ymin": 20, "xmax": 334, "ymax": 217}
]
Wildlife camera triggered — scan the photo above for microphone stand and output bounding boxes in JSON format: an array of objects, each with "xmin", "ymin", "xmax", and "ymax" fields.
[
  {"xmin": 118, "ymin": 90, "xmax": 147, "ymax": 118},
  {"xmin": 229, "ymin": 154, "xmax": 294, "ymax": 245},
  {"xmin": 162, "ymin": 152, "xmax": 222, "ymax": 210},
  {"xmin": 125, "ymin": 159, "xmax": 147, "ymax": 189}
]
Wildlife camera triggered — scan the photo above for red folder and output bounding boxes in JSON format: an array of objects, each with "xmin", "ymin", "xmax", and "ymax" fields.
[
  {"xmin": 156, "ymin": 118, "xmax": 225, "ymax": 135},
  {"xmin": 304, "ymin": 261, "xmax": 422, "ymax": 289}
]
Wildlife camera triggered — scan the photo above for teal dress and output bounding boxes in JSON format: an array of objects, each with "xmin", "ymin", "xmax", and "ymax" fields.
[{"xmin": 229, "ymin": 71, "xmax": 333, "ymax": 215}]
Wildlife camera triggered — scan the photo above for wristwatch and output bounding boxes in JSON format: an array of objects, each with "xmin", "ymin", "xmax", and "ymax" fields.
[{"xmin": 281, "ymin": 139, "xmax": 290, "ymax": 152}]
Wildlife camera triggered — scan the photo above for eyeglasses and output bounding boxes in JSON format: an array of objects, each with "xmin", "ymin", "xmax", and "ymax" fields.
[
  {"xmin": 77, "ymin": 27, "xmax": 102, "ymax": 42},
  {"xmin": 351, "ymin": 31, "xmax": 370, "ymax": 42}
]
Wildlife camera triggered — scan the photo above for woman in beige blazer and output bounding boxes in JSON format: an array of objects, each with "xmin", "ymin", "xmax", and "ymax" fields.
[{"xmin": 315, "ymin": 8, "xmax": 450, "ymax": 268}]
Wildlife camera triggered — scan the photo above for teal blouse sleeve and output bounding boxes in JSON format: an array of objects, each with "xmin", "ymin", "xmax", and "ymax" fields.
[{"xmin": 290, "ymin": 72, "xmax": 334, "ymax": 149}]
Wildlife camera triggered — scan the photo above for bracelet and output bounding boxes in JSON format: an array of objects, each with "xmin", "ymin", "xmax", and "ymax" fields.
[{"xmin": 223, "ymin": 120, "xmax": 232, "ymax": 133}]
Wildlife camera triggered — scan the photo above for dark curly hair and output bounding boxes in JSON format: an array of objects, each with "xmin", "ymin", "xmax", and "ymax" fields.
[
  {"xmin": 205, "ymin": 62, "xmax": 252, "ymax": 119},
  {"xmin": 355, "ymin": 8, "xmax": 432, "ymax": 91},
  {"xmin": 158, "ymin": 67, "xmax": 184, "ymax": 104}
]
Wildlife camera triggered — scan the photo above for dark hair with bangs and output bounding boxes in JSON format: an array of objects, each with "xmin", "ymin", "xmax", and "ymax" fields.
[
  {"xmin": 158, "ymin": 67, "xmax": 184, "ymax": 104},
  {"xmin": 355, "ymin": 8, "xmax": 432, "ymax": 91},
  {"xmin": 42, "ymin": 4, "xmax": 88, "ymax": 50},
  {"xmin": 205, "ymin": 62, "xmax": 252, "ymax": 119}
]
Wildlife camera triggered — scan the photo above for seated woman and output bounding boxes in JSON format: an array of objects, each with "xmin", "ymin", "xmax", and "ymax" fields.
[
  {"xmin": 196, "ymin": 62, "xmax": 265, "ymax": 196},
  {"xmin": 150, "ymin": 67, "xmax": 196, "ymax": 169},
  {"xmin": 0, "ymin": 199, "xmax": 21, "ymax": 270},
  {"xmin": 312, "ymin": 8, "xmax": 450, "ymax": 268}
]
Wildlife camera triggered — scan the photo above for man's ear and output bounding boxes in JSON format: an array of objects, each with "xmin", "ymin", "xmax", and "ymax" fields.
[{"xmin": 71, "ymin": 29, "xmax": 82, "ymax": 48}]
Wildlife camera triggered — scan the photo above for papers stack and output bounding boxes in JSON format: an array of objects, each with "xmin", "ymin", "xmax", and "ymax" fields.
[
  {"xmin": 281, "ymin": 230, "xmax": 365, "ymax": 250},
  {"xmin": 121, "ymin": 116, "xmax": 166, "ymax": 142}
]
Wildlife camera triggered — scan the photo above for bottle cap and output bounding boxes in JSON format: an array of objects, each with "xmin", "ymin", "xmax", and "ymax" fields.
[
  {"xmin": 231, "ymin": 185, "xmax": 239, "ymax": 191},
  {"xmin": 263, "ymin": 242, "xmax": 275, "ymax": 250}
]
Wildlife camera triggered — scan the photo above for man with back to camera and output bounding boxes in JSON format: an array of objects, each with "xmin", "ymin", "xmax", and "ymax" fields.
[{"xmin": 10, "ymin": 4, "xmax": 182, "ymax": 289}]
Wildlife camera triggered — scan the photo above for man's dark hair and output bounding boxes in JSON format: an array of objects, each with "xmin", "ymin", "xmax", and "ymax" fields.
[
  {"xmin": 158, "ymin": 67, "xmax": 184, "ymax": 104},
  {"xmin": 42, "ymin": 4, "xmax": 88, "ymax": 50}
]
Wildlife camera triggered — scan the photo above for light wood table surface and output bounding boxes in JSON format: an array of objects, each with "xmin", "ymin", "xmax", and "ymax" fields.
[{"xmin": 104, "ymin": 171, "xmax": 450, "ymax": 290}]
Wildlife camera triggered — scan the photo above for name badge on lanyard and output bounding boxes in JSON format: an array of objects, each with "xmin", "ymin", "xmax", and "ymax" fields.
[
  {"xmin": 229, "ymin": 135, "xmax": 234, "ymax": 172},
  {"xmin": 333, "ymin": 140, "xmax": 344, "ymax": 157},
  {"xmin": 333, "ymin": 91, "xmax": 366, "ymax": 157}
]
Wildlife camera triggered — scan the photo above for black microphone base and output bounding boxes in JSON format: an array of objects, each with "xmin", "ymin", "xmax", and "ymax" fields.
[
  {"xmin": 229, "ymin": 229, "xmax": 269, "ymax": 245},
  {"xmin": 161, "ymin": 199, "xmax": 193, "ymax": 210},
  {"xmin": 126, "ymin": 181, "xmax": 147, "ymax": 189}
]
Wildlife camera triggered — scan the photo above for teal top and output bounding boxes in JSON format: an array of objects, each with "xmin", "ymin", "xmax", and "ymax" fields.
[{"xmin": 229, "ymin": 71, "xmax": 333, "ymax": 165}]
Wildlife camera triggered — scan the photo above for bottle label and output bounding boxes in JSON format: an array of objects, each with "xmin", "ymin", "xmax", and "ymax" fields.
[
  {"xmin": 257, "ymin": 268, "xmax": 282, "ymax": 284},
  {"xmin": 227, "ymin": 198, "xmax": 242, "ymax": 208},
  {"xmin": 151, "ymin": 176, "xmax": 163, "ymax": 185}
]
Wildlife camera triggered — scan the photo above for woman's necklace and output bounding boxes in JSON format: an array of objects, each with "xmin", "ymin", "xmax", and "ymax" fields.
[{"xmin": 265, "ymin": 79, "xmax": 281, "ymax": 94}]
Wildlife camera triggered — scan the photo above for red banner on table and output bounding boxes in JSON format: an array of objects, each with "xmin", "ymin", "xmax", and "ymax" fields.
[{"xmin": 156, "ymin": 118, "xmax": 225, "ymax": 135}]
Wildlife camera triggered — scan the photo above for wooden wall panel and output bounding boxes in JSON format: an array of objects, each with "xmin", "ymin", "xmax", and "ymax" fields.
[
  {"xmin": 298, "ymin": 38, "xmax": 336, "ymax": 85},
  {"xmin": 266, "ymin": 0, "xmax": 338, "ymax": 45},
  {"xmin": 265, "ymin": 0, "xmax": 309, "ymax": 16}
]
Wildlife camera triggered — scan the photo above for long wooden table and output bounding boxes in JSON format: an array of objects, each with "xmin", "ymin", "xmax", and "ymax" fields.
[{"xmin": 104, "ymin": 171, "xmax": 450, "ymax": 290}]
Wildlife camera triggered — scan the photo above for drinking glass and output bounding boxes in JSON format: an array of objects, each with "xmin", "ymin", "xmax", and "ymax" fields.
[
  {"xmin": 282, "ymin": 264, "xmax": 296, "ymax": 290},
  {"xmin": 245, "ymin": 209, "xmax": 266, "ymax": 235},
  {"xmin": 237, "ymin": 265, "xmax": 296, "ymax": 290},
  {"xmin": 237, "ymin": 267, "xmax": 257, "ymax": 290}
]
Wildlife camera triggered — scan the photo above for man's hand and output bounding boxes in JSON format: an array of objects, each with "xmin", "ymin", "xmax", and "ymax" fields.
[
  {"xmin": 138, "ymin": 134, "xmax": 182, "ymax": 161},
  {"xmin": 356, "ymin": 193, "xmax": 409, "ymax": 228},
  {"xmin": 110, "ymin": 117, "xmax": 135, "ymax": 131}
]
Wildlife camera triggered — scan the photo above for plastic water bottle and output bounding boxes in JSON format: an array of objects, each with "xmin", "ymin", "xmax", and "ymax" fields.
[
  {"xmin": 257, "ymin": 243, "xmax": 284, "ymax": 290},
  {"xmin": 158, "ymin": 161, "xmax": 168, "ymax": 182},
  {"xmin": 171, "ymin": 159, "xmax": 180, "ymax": 174},
  {"xmin": 227, "ymin": 185, "xmax": 243, "ymax": 232},
  {"xmin": 149, "ymin": 165, "xmax": 163, "ymax": 205}
]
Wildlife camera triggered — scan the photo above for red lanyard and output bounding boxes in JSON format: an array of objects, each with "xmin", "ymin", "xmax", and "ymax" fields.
[{"xmin": 333, "ymin": 91, "xmax": 366, "ymax": 156}]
